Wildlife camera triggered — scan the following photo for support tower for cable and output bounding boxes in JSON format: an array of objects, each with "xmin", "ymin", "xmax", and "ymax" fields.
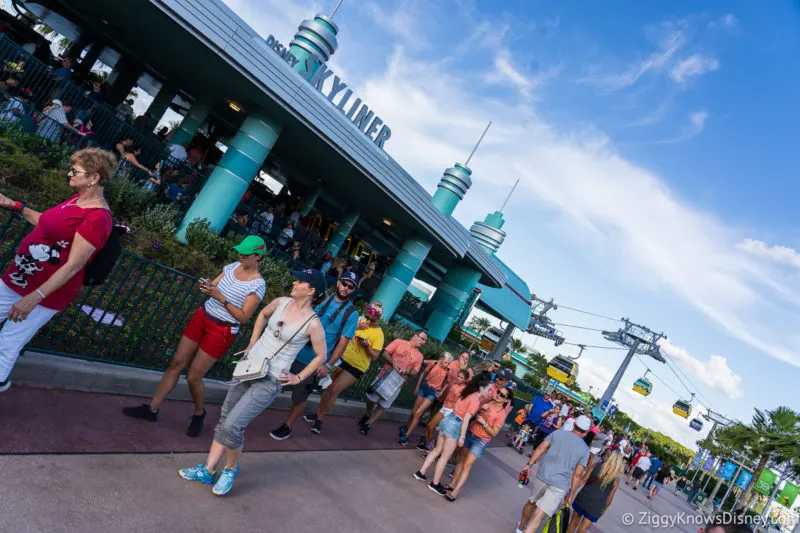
[{"xmin": 593, "ymin": 319, "xmax": 666, "ymax": 421}]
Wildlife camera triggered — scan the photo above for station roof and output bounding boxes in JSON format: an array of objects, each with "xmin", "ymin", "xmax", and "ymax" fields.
[
  {"xmin": 30, "ymin": 0, "xmax": 505, "ymax": 287},
  {"xmin": 476, "ymin": 257, "xmax": 532, "ymax": 331}
]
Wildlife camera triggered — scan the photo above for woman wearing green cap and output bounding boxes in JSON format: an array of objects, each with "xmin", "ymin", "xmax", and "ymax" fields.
[{"xmin": 123, "ymin": 235, "xmax": 267, "ymax": 437}]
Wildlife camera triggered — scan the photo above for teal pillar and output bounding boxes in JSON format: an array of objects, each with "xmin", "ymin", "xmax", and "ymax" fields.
[
  {"xmin": 372, "ymin": 238, "xmax": 432, "ymax": 320},
  {"xmin": 325, "ymin": 212, "xmax": 358, "ymax": 256},
  {"xmin": 176, "ymin": 115, "xmax": 281, "ymax": 241},
  {"xmin": 106, "ymin": 57, "xmax": 143, "ymax": 107},
  {"xmin": 430, "ymin": 163, "xmax": 472, "ymax": 216},
  {"xmin": 170, "ymin": 101, "xmax": 211, "ymax": 147},
  {"xmin": 80, "ymin": 43, "xmax": 103, "ymax": 72},
  {"xmin": 456, "ymin": 287, "xmax": 482, "ymax": 327},
  {"xmin": 424, "ymin": 264, "xmax": 482, "ymax": 341},
  {"xmin": 299, "ymin": 187, "xmax": 321, "ymax": 216},
  {"xmin": 289, "ymin": 14, "xmax": 339, "ymax": 80},
  {"xmin": 146, "ymin": 83, "xmax": 177, "ymax": 126}
]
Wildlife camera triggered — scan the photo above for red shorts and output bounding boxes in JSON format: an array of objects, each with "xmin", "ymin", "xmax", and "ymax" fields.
[{"xmin": 182, "ymin": 307, "xmax": 237, "ymax": 359}]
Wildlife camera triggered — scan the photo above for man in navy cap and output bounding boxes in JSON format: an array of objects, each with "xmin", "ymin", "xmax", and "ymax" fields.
[{"xmin": 269, "ymin": 270, "xmax": 360, "ymax": 439}]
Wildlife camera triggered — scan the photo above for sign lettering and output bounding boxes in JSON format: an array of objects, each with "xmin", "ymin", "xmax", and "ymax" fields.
[{"xmin": 265, "ymin": 34, "xmax": 392, "ymax": 149}]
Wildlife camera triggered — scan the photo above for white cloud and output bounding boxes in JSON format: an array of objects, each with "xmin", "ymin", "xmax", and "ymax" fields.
[
  {"xmin": 669, "ymin": 54, "xmax": 720, "ymax": 83},
  {"xmin": 487, "ymin": 49, "xmax": 533, "ymax": 94},
  {"xmin": 737, "ymin": 239, "xmax": 800, "ymax": 270},
  {"xmin": 688, "ymin": 110, "xmax": 708, "ymax": 132},
  {"xmin": 658, "ymin": 339, "xmax": 744, "ymax": 400},
  {"xmin": 709, "ymin": 14, "xmax": 739, "ymax": 33}
]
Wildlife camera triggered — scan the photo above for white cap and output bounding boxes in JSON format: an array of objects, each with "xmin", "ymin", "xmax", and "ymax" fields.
[
  {"xmin": 51, "ymin": 99, "xmax": 63, "ymax": 106},
  {"xmin": 575, "ymin": 415, "xmax": 592, "ymax": 431}
]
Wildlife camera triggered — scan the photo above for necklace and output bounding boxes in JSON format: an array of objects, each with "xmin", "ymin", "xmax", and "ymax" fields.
[{"xmin": 62, "ymin": 196, "xmax": 106, "ymax": 209}]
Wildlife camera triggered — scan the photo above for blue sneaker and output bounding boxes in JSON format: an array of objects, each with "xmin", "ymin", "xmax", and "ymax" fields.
[
  {"xmin": 399, "ymin": 425, "xmax": 408, "ymax": 438},
  {"xmin": 212, "ymin": 464, "xmax": 240, "ymax": 496},
  {"xmin": 178, "ymin": 463, "xmax": 215, "ymax": 484},
  {"xmin": 399, "ymin": 435, "xmax": 409, "ymax": 446}
]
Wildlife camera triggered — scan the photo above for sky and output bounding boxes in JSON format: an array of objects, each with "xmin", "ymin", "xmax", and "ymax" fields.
[
  {"xmin": 210, "ymin": 0, "xmax": 800, "ymax": 449},
  {"xmin": 6, "ymin": 0, "xmax": 795, "ymax": 449}
]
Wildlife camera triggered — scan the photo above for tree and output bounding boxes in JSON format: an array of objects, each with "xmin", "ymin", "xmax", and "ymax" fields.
[
  {"xmin": 500, "ymin": 359, "xmax": 516, "ymax": 374},
  {"xmin": 466, "ymin": 316, "xmax": 491, "ymax": 351},
  {"xmin": 509, "ymin": 337, "xmax": 527, "ymax": 356},
  {"xmin": 524, "ymin": 351, "xmax": 548, "ymax": 385},
  {"xmin": 716, "ymin": 407, "xmax": 800, "ymax": 510}
]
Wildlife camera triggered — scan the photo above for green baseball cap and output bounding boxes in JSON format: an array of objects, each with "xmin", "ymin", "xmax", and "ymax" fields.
[{"xmin": 233, "ymin": 235, "xmax": 267, "ymax": 256}]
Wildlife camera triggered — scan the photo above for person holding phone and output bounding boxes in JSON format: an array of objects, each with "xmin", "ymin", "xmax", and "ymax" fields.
[{"xmin": 123, "ymin": 236, "xmax": 267, "ymax": 437}]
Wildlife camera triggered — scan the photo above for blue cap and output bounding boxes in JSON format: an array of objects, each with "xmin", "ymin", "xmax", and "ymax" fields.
[
  {"xmin": 292, "ymin": 269, "xmax": 327, "ymax": 297},
  {"xmin": 339, "ymin": 270, "xmax": 359, "ymax": 285},
  {"xmin": 495, "ymin": 368, "xmax": 513, "ymax": 381}
]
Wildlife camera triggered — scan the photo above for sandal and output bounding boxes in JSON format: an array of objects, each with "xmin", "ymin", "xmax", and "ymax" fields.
[
  {"xmin": 443, "ymin": 484, "xmax": 454, "ymax": 491},
  {"xmin": 445, "ymin": 493, "xmax": 457, "ymax": 502}
]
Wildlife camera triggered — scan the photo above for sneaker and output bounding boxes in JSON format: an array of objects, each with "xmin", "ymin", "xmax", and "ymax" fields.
[
  {"xmin": 0, "ymin": 379, "xmax": 10, "ymax": 393},
  {"xmin": 212, "ymin": 464, "xmax": 240, "ymax": 496},
  {"xmin": 358, "ymin": 414, "xmax": 368, "ymax": 426},
  {"xmin": 418, "ymin": 436, "xmax": 427, "ymax": 446},
  {"xmin": 270, "ymin": 423, "xmax": 292, "ymax": 440},
  {"xmin": 310, "ymin": 419, "xmax": 322, "ymax": 435},
  {"xmin": 447, "ymin": 470, "xmax": 454, "ymax": 478},
  {"xmin": 399, "ymin": 425, "xmax": 408, "ymax": 437},
  {"xmin": 122, "ymin": 403, "xmax": 158, "ymax": 422},
  {"xmin": 303, "ymin": 413, "xmax": 318, "ymax": 423},
  {"xmin": 360, "ymin": 423, "xmax": 371, "ymax": 436},
  {"xmin": 178, "ymin": 463, "xmax": 215, "ymax": 484},
  {"xmin": 413, "ymin": 471, "xmax": 427, "ymax": 481},
  {"xmin": 416, "ymin": 443, "xmax": 429, "ymax": 452},
  {"xmin": 428, "ymin": 482, "xmax": 448, "ymax": 496},
  {"xmin": 515, "ymin": 522, "xmax": 524, "ymax": 533},
  {"xmin": 399, "ymin": 436, "xmax": 409, "ymax": 446},
  {"xmin": 186, "ymin": 409, "xmax": 206, "ymax": 437}
]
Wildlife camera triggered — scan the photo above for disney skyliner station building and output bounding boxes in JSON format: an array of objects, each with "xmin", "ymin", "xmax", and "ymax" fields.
[{"xmin": 15, "ymin": 0, "xmax": 662, "ymax": 422}]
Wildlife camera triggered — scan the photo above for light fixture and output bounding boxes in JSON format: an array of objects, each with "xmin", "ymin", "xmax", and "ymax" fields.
[
  {"xmin": 101, "ymin": 19, "xmax": 109, "ymax": 25},
  {"xmin": 382, "ymin": 218, "xmax": 392, "ymax": 226},
  {"xmin": 228, "ymin": 101, "xmax": 241, "ymax": 112}
]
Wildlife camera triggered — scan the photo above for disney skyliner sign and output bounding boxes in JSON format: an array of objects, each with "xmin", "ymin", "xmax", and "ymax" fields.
[{"xmin": 265, "ymin": 35, "xmax": 392, "ymax": 150}]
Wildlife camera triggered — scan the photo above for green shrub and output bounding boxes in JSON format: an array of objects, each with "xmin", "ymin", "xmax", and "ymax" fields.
[
  {"xmin": 184, "ymin": 219, "xmax": 240, "ymax": 263},
  {"xmin": 138, "ymin": 203, "xmax": 180, "ymax": 234},
  {"xmin": 104, "ymin": 174, "xmax": 156, "ymax": 222}
]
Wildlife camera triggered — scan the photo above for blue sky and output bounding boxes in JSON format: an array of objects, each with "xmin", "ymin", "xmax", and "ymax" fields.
[{"xmin": 229, "ymin": 0, "xmax": 798, "ymax": 447}]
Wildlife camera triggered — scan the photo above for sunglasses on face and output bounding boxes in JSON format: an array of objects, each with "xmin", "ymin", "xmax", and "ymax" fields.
[
  {"xmin": 340, "ymin": 281, "xmax": 356, "ymax": 290},
  {"xmin": 496, "ymin": 389, "xmax": 511, "ymax": 400}
]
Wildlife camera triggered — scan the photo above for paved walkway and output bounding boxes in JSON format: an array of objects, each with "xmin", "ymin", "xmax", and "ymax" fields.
[{"xmin": 1, "ymin": 385, "xmax": 704, "ymax": 532}]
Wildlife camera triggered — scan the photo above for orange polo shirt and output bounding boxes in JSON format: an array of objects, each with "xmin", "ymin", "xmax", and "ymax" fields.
[
  {"xmin": 469, "ymin": 401, "xmax": 508, "ymax": 442},
  {"xmin": 425, "ymin": 362, "xmax": 448, "ymax": 390},
  {"xmin": 443, "ymin": 383, "xmax": 466, "ymax": 409},
  {"xmin": 453, "ymin": 391, "xmax": 481, "ymax": 419}
]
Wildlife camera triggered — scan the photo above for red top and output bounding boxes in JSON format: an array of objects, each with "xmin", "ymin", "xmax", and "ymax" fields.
[{"xmin": 2, "ymin": 195, "xmax": 112, "ymax": 311}]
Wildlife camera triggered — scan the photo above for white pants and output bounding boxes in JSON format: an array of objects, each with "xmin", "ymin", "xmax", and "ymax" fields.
[{"xmin": 0, "ymin": 281, "xmax": 58, "ymax": 382}]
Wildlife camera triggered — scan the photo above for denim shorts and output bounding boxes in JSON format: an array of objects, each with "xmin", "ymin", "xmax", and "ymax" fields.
[
  {"xmin": 437, "ymin": 412, "xmax": 463, "ymax": 440},
  {"xmin": 463, "ymin": 430, "xmax": 489, "ymax": 457},
  {"xmin": 418, "ymin": 381, "xmax": 439, "ymax": 401}
]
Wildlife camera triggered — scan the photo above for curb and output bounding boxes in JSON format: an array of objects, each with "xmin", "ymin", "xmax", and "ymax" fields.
[{"xmin": 10, "ymin": 351, "xmax": 413, "ymax": 423}]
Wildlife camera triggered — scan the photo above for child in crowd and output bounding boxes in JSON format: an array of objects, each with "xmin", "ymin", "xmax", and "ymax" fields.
[{"xmin": 511, "ymin": 420, "xmax": 533, "ymax": 454}]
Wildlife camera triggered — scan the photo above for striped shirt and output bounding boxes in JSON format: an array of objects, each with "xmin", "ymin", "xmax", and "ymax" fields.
[{"xmin": 203, "ymin": 262, "xmax": 266, "ymax": 327}]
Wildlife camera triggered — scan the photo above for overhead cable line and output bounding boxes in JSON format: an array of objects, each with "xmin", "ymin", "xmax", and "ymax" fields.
[
  {"xmin": 552, "ymin": 322, "xmax": 607, "ymax": 332},
  {"xmin": 557, "ymin": 304, "xmax": 621, "ymax": 322}
]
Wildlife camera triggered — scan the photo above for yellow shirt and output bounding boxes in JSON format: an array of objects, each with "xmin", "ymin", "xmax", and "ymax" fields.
[{"xmin": 341, "ymin": 324, "xmax": 385, "ymax": 372}]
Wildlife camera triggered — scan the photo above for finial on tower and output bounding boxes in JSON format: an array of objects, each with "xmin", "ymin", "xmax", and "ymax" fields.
[{"xmin": 464, "ymin": 121, "xmax": 492, "ymax": 167}]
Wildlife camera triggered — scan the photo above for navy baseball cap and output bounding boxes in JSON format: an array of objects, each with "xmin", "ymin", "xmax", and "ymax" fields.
[
  {"xmin": 292, "ymin": 269, "xmax": 327, "ymax": 297},
  {"xmin": 339, "ymin": 270, "xmax": 359, "ymax": 286},
  {"xmin": 495, "ymin": 368, "xmax": 513, "ymax": 381}
]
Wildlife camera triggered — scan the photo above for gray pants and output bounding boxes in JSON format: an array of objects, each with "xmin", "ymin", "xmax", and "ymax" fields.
[{"xmin": 214, "ymin": 375, "xmax": 281, "ymax": 449}]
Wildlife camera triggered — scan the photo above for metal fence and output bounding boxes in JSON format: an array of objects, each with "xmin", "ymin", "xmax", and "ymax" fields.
[{"xmin": 0, "ymin": 210, "xmax": 426, "ymax": 408}]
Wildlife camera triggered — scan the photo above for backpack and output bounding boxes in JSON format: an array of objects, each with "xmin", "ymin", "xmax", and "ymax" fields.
[
  {"xmin": 83, "ymin": 223, "xmax": 128, "ymax": 286},
  {"xmin": 317, "ymin": 294, "xmax": 358, "ymax": 339}
]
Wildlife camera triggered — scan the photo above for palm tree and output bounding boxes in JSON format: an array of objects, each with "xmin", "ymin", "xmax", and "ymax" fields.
[
  {"xmin": 509, "ymin": 337, "xmax": 527, "ymax": 356},
  {"xmin": 466, "ymin": 316, "xmax": 491, "ymax": 351},
  {"xmin": 717, "ymin": 407, "xmax": 800, "ymax": 510}
]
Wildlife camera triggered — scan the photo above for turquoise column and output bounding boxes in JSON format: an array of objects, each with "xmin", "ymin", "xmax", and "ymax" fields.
[
  {"xmin": 299, "ymin": 187, "xmax": 321, "ymax": 216},
  {"xmin": 425, "ymin": 265, "xmax": 482, "ymax": 340},
  {"xmin": 325, "ymin": 212, "xmax": 359, "ymax": 256},
  {"xmin": 430, "ymin": 163, "xmax": 472, "ymax": 216},
  {"xmin": 424, "ymin": 211, "xmax": 508, "ymax": 340},
  {"xmin": 289, "ymin": 15, "xmax": 338, "ymax": 80},
  {"xmin": 372, "ymin": 238, "xmax": 432, "ymax": 320},
  {"xmin": 176, "ymin": 115, "xmax": 281, "ymax": 241},
  {"xmin": 170, "ymin": 101, "xmax": 211, "ymax": 147}
]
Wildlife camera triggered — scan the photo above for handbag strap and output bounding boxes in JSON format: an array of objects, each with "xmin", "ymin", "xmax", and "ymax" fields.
[{"xmin": 271, "ymin": 312, "xmax": 317, "ymax": 359}]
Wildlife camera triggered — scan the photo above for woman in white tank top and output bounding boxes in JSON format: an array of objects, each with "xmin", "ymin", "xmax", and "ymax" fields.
[{"xmin": 178, "ymin": 269, "xmax": 328, "ymax": 496}]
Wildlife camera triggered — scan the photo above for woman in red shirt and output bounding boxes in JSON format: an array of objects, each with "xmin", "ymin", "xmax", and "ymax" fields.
[
  {"xmin": 446, "ymin": 383, "xmax": 513, "ymax": 501},
  {"xmin": 413, "ymin": 372, "xmax": 490, "ymax": 496},
  {"xmin": 399, "ymin": 352, "xmax": 453, "ymax": 446},
  {"xmin": 0, "ymin": 148, "xmax": 115, "ymax": 392}
]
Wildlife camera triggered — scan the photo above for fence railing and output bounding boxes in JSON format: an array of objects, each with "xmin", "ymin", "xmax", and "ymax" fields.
[{"xmin": 0, "ymin": 210, "xmax": 426, "ymax": 408}]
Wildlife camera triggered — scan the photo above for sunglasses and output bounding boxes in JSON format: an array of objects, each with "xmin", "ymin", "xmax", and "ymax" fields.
[
  {"xmin": 496, "ymin": 389, "xmax": 511, "ymax": 400},
  {"xmin": 273, "ymin": 320, "xmax": 285, "ymax": 338},
  {"xmin": 340, "ymin": 281, "xmax": 356, "ymax": 290}
]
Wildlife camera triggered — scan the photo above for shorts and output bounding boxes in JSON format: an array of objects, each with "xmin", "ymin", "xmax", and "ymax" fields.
[
  {"xmin": 652, "ymin": 481, "xmax": 663, "ymax": 490},
  {"xmin": 288, "ymin": 360, "xmax": 320, "ymax": 403},
  {"xmin": 437, "ymin": 412, "xmax": 463, "ymax": 440},
  {"xmin": 418, "ymin": 381, "xmax": 439, "ymax": 401},
  {"xmin": 463, "ymin": 430, "xmax": 489, "ymax": 457},
  {"xmin": 632, "ymin": 467, "xmax": 645, "ymax": 480},
  {"xmin": 182, "ymin": 307, "xmax": 237, "ymax": 359},
  {"xmin": 571, "ymin": 502, "xmax": 600, "ymax": 523},
  {"xmin": 438, "ymin": 407, "xmax": 454, "ymax": 418},
  {"xmin": 528, "ymin": 478, "xmax": 567, "ymax": 517},
  {"xmin": 339, "ymin": 359, "xmax": 364, "ymax": 380}
]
